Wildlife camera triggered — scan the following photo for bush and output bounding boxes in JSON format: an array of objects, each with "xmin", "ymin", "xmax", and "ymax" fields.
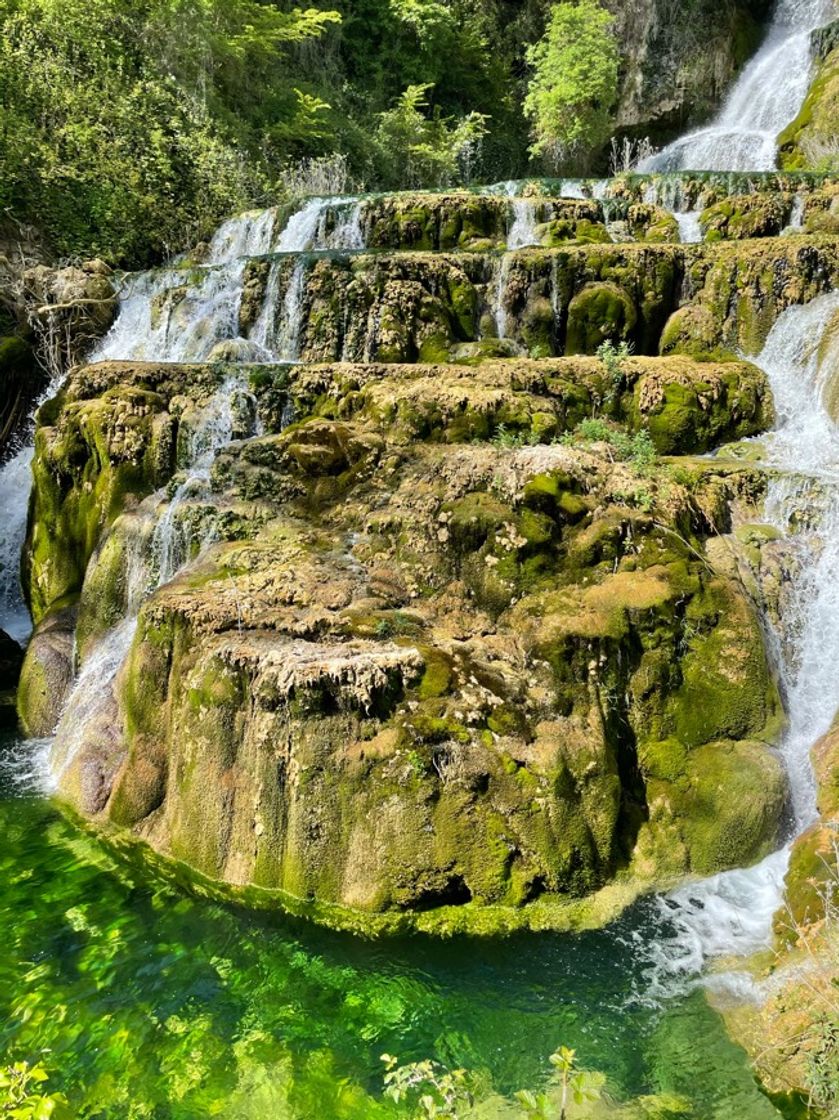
[
  {"xmin": 0, "ymin": 0, "xmax": 340, "ymax": 265},
  {"xmin": 523, "ymin": 0, "xmax": 619, "ymax": 172},
  {"xmin": 373, "ymin": 83, "xmax": 488, "ymax": 189}
]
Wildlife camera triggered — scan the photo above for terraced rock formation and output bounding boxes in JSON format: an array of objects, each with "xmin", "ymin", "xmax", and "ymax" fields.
[{"xmin": 18, "ymin": 174, "xmax": 839, "ymax": 935}]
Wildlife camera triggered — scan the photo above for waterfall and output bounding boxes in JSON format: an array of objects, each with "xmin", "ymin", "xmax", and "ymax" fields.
[
  {"xmin": 675, "ymin": 212, "xmax": 703, "ymax": 244},
  {"xmin": 248, "ymin": 259, "xmax": 284, "ymax": 354},
  {"xmin": 328, "ymin": 201, "xmax": 365, "ymax": 250},
  {"xmin": 0, "ymin": 445, "xmax": 37, "ymax": 641},
  {"xmin": 276, "ymin": 196, "xmax": 365, "ymax": 253},
  {"xmin": 50, "ymin": 616, "xmax": 139, "ymax": 780},
  {"xmin": 492, "ymin": 256, "xmax": 512, "ymax": 341},
  {"xmin": 784, "ymin": 193, "xmax": 807, "ymax": 232},
  {"xmin": 502, "ymin": 182, "xmax": 540, "ymax": 250},
  {"xmin": 0, "ymin": 369, "xmax": 68, "ymax": 642},
  {"xmin": 209, "ymin": 209, "xmax": 277, "ymax": 265},
  {"xmin": 641, "ymin": 0, "xmax": 833, "ymax": 172},
  {"xmin": 640, "ymin": 292, "xmax": 839, "ymax": 999},
  {"xmin": 50, "ymin": 375, "xmax": 257, "ymax": 780},
  {"xmin": 92, "ymin": 195, "xmax": 367, "ymax": 365},
  {"xmin": 274, "ymin": 258, "xmax": 308, "ymax": 361}
]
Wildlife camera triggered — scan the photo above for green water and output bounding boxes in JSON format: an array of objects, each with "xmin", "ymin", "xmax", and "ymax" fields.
[{"xmin": 0, "ymin": 732, "xmax": 783, "ymax": 1120}]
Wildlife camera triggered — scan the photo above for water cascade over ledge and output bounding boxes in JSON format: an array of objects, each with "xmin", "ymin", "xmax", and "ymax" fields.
[
  {"xmin": 641, "ymin": 292, "xmax": 839, "ymax": 1000},
  {"xmin": 641, "ymin": 0, "xmax": 834, "ymax": 172}
]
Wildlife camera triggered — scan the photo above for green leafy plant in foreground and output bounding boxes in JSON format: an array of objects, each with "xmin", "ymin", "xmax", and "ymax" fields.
[
  {"xmin": 383, "ymin": 1045, "xmax": 602, "ymax": 1118},
  {"xmin": 382, "ymin": 1053, "xmax": 475, "ymax": 1117},
  {"xmin": 0, "ymin": 1061, "xmax": 70, "ymax": 1120},
  {"xmin": 549, "ymin": 1047, "xmax": 601, "ymax": 1120}
]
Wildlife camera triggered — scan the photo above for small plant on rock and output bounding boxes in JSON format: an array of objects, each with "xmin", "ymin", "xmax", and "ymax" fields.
[{"xmin": 597, "ymin": 338, "xmax": 633, "ymax": 409}]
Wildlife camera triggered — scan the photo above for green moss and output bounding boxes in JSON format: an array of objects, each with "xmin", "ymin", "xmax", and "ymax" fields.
[
  {"xmin": 417, "ymin": 649, "xmax": 453, "ymax": 699},
  {"xmin": 566, "ymin": 282, "xmax": 637, "ymax": 355},
  {"xmin": 665, "ymin": 578, "xmax": 781, "ymax": 749}
]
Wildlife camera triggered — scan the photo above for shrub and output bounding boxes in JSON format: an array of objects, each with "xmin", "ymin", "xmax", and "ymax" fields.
[{"xmin": 523, "ymin": 0, "xmax": 619, "ymax": 172}]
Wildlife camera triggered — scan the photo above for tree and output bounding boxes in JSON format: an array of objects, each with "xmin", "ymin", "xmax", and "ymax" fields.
[
  {"xmin": 0, "ymin": 0, "xmax": 341, "ymax": 265},
  {"xmin": 523, "ymin": 0, "xmax": 619, "ymax": 171}
]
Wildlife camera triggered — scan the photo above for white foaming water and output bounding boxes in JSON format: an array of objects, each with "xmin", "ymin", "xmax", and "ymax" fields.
[
  {"xmin": 248, "ymin": 259, "xmax": 284, "ymax": 355},
  {"xmin": 276, "ymin": 197, "xmax": 365, "ymax": 253},
  {"xmin": 675, "ymin": 211, "xmax": 703, "ymax": 243},
  {"xmin": 274, "ymin": 259, "xmax": 308, "ymax": 361},
  {"xmin": 560, "ymin": 180, "xmax": 587, "ymax": 200},
  {"xmin": 51, "ymin": 616, "xmax": 138, "ymax": 779},
  {"xmin": 784, "ymin": 193, "xmax": 807, "ymax": 232},
  {"xmin": 94, "ymin": 264, "xmax": 252, "ymax": 363},
  {"xmin": 209, "ymin": 209, "xmax": 277, "ymax": 265},
  {"xmin": 0, "ymin": 444, "xmax": 37, "ymax": 640},
  {"xmin": 328, "ymin": 201, "xmax": 365, "ymax": 251},
  {"xmin": 150, "ymin": 376, "xmax": 250, "ymax": 587},
  {"xmin": 93, "ymin": 196, "xmax": 366, "ymax": 364},
  {"xmin": 0, "ymin": 735, "xmax": 57, "ymax": 796},
  {"xmin": 640, "ymin": 293, "xmax": 839, "ymax": 999},
  {"xmin": 641, "ymin": 0, "xmax": 833, "ymax": 172},
  {"xmin": 0, "ymin": 369, "xmax": 68, "ymax": 641},
  {"xmin": 502, "ymin": 182, "xmax": 541, "ymax": 250},
  {"xmin": 492, "ymin": 256, "xmax": 512, "ymax": 341}
]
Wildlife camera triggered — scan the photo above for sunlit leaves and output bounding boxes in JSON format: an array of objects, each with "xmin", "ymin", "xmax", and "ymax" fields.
[{"xmin": 523, "ymin": 0, "xmax": 619, "ymax": 171}]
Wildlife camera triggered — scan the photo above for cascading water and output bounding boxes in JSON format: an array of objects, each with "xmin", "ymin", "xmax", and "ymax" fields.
[
  {"xmin": 274, "ymin": 258, "xmax": 309, "ymax": 361},
  {"xmin": 94, "ymin": 195, "xmax": 368, "ymax": 364},
  {"xmin": 488, "ymin": 184, "xmax": 543, "ymax": 344},
  {"xmin": 50, "ymin": 376, "xmax": 258, "ymax": 780},
  {"xmin": 640, "ymin": 292, "xmax": 839, "ymax": 1000},
  {"xmin": 0, "ymin": 370, "xmax": 67, "ymax": 642},
  {"xmin": 674, "ymin": 212, "xmax": 703, "ymax": 244},
  {"xmin": 502, "ymin": 182, "xmax": 540, "ymax": 250},
  {"xmin": 0, "ymin": 445, "xmax": 38, "ymax": 641},
  {"xmin": 641, "ymin": 0, "xmax": 833, "ymax": 172}
]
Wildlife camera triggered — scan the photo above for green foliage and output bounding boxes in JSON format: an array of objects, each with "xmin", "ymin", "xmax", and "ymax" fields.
[
  {"xmin": 523, "ymin": 0, "xmax": 619, "ymax": 171},
  {"xmin": 0, "ymin": 1061, "xmax": 70, "ymax": 1120},
  {"xmin": 0, "ymin": 0, "xmax": 339, "ymax": 263},
  {"xmin": 373, "ymin": 83, "xmax": 488, "ymax": 189},
  {"xmin": 381, "ymin": 1053, "xmax": 475, "ymax": 1117},
  {"xmin": 805, "ymin": 1014, "xmax": 839, "ymax": 1115},
  {"xmin": 597, "ymin": 339, "xmax": 633, "ymax": 406},
  {"xmin": 549, "ymin": 1046, "xmax": 602, "ymax": 1119},
  {"xmin": 564, "ymin": 419, "xmax": 657, "ymax": 474},
  {"xmin": 490, "ymin": 422, "xmax": 542, "ymax": 449},
  {"xmin": 381, "ymin": 1046, "xmax": 604, "ymax": 1119}
]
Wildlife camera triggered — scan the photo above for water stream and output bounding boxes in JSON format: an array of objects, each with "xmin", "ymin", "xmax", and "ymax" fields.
[
  {"xmin": 641, "ymin": 0, "xmax": 833, "ymax": 172},
  {"xmin": 50, "ymin": 375, "xmax": 257, "ymax": 781},
  {"xmin": 640, "ymin": 293, "xmax": 839, "ymax": 998},
  {"xmin": 0, "ymin": 369, "xmax": 67, "ymax": 643}
]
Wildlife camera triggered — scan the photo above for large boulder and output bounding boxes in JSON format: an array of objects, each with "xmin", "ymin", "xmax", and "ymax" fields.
[{"xmin": 30, "ymin": 355, "xmax": 789, "ymax": 934}]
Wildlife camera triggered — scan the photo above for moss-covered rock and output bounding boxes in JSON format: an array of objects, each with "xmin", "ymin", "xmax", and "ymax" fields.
[
  {"xmin": 700, "ymin": 194, "xmax": 793, "ymax": 241},
  {"xmin": 566, "ymin": 283, "xmax": 638, "ymax": 354},
  {"xmin": 17, "ymin": 603, "xmax": 76, "ymax": 737},
  {"xmin": 26, "ymin": 350, "xmax": 785, "ymax": 935},
  {"xmin": 779, "ymin": 34, "xmax": 839, "ymax": 171}
]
